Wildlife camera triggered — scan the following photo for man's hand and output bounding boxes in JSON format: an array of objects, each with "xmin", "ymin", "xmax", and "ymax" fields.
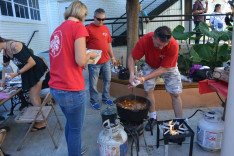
[
  {"xmin": 128, "ymin": 75, "xmax": 136, "ymax": 88},
  {"xmin": 135, "ymin": 77, "xmax": 144, "ymax": 83},
  {"xmin": 111, "ymin": 59, "xmax": 117, "ymax": 66},
  {"xmin": 205, "ymin": 0, "xmax": 208, "ymax": 6}
]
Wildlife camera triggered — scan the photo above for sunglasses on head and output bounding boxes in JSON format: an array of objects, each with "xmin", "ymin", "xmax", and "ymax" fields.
[{"xmin": 95, "ymin": 17, "xmax": 105, "ymax": 21}]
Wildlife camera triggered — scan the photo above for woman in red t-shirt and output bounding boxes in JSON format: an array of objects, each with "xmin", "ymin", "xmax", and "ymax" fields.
[{"xmin": 49, "ymin": 1, "xmax": 98, "ymax": 156}]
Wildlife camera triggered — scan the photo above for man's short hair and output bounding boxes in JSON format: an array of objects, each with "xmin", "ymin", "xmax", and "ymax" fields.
[
  {"xmin": 154, "ymin": 26, "xmax": 172, "ymax": 43},
  {"xmin": 94, "ymin": 8, "xmax": 105, "ymax": 16}
]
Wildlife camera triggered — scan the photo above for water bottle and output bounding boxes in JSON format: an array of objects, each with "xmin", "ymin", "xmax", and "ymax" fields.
[
  {"xmin": 4, "ymin": 65, "xmax": 14, "ymax": 79},
  {"xmin": 4, "ymin": 65, "xmax": 14, "ymax": 73}
]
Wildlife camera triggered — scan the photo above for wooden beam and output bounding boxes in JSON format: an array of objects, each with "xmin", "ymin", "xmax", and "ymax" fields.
[{"xmin": 126, "ymin": 0, "xmax": 139, "ymax": 67}]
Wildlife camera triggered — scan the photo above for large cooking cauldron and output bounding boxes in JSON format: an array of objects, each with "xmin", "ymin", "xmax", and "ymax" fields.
[{"xmin": 114, "ymin": 95, "xmax": 151, "ymax": 122}]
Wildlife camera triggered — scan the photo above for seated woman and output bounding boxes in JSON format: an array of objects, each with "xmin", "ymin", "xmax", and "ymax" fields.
[{"xmin": 0, "ymin": 37, "xmax": 48, "ymax": 132}]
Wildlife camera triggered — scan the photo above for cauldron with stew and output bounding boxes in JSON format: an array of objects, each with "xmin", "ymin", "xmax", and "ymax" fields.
[{"xmin": 114, "ymin": 95, "xmax": 151, "ymax": 122}]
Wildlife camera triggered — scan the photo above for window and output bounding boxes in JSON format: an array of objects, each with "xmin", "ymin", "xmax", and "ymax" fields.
[
  {"xmin": 0, "ymin": 0, "xmax": 40, "ymax": 21},
  {"xmin": 0, "ymin": 0, "xmax": 13, "ymax": 17},
  {"xmin": 14, "ymin": 0, "xmax": 29, "ymax": 19},
  {"xmin": 28, "ymin": 0, "xmax": 40, "ymax": 20}
]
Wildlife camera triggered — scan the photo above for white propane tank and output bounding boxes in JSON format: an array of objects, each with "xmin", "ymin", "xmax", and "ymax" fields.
[
  {"xmin": 98, "ymin": 119, "xmax": 128, "ymax": 156},
  {"xmin": 197, "ymin": 111, "xmax": 224, "ymax": 151}
]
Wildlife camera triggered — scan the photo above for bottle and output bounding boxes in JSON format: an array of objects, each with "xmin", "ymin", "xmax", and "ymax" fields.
[
  {"xmin": 135, "ymin": 65, "xmax": 138, "ymax": 75},
  {"xmin": 138, "ymin": 70, "xmax": 143, "ymax": 77},
  {"xmin": 4, "ymin": 65, "xmax": 14, "ymax": 79},
  {"xmin": 117, "ymin": 60, "xmax": 120, "ymax": 67},
  {"xmin": 4, "ymin": 65, "xmax": 14, "ymax": 73}
]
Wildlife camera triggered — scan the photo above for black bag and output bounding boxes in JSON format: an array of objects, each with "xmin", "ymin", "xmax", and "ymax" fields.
[
  {"xmin": 191, "ymin": 69, "xmax": 212, "ymax": 82},
  {"xmin": 118, "ymin": 68, "xmax": 130, "ymax": 80}
]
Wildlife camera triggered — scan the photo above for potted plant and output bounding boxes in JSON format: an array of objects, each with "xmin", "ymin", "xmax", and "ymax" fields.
[{"xmin": 173, "ymin": 22, "xmax": 232, "ymax": 75}]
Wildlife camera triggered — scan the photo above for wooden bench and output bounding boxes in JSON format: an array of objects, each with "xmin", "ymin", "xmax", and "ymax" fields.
[{"xmin": 97, "ymin": 77, "xmax": 221, "ymax": 110}]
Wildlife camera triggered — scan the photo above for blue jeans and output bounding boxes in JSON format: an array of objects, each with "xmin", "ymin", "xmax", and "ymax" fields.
[
  {"xmin": 88, "ymin": 61, "xmax": 111, "ymax": 104},
  {"xmin": 194, "ymin": 21, "xmax": 201, "ymax": 44},
  {"xmin": 50, "ymin": 88, "xmax": 86, "ymax": 156}
]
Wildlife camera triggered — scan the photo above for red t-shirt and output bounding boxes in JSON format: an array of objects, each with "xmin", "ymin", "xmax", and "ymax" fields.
[
  {"xmin": 49, "ymin": 20, "xmax": 89, "ymax": 91},
  {"xmin": 86, "ymin": 23, "xmax": 112, "ymax": 64},
  {"xmin": 132, "ymin": 32, "xmax": 179, "ymax": 69}
]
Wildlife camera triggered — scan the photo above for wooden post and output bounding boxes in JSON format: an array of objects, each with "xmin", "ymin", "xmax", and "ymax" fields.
[{"xmin": 126, "ymin": 0, "xmax": 139, "ymax": 67}]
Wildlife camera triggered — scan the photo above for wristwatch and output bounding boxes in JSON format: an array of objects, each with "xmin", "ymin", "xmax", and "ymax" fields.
[{"xmin": 17, "ymin": 70, "xmax": 21, "ymax": 75}]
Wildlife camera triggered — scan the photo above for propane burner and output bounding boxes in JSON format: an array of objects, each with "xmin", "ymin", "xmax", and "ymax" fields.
[
  {"xmin": 157, "ymin": 119, "xmax": 194, "ymax": 156},
  {"xmin": 120, "ymin": 119, "xmax": 144, "ymax": 136},
  {"xmin": 120, "ymin": 119, "xmax": 146, "ymax": 156}
]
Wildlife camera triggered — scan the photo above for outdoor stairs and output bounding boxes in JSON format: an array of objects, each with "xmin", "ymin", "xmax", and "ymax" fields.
[{"xmin": 112, "ymin": 0, "xmax": 179, "ymax": 46}]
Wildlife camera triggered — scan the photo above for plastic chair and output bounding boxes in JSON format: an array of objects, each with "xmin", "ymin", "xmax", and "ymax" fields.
[{"xmin": 15, "ymin": 92, "xmax": 63, "ymax": 151}]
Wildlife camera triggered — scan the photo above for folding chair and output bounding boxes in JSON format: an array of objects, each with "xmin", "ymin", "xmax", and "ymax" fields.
[
  {"xmin": 0, "ymin": 129, "xmax": 6, "ymax": 156},
  {"xmin": 15, "ymin": 92, "xmax": 63, "ymax": 151}
]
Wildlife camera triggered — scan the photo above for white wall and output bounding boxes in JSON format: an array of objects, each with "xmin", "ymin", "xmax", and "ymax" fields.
[
  {"xmin": 47, "ymin": 0, "xmax": 61, "ymax": 37},
  {"xmin": 47, "ymin": 0, "xmax": 126, "ymax": 36},
  {"xmin": 0, "ymin": 0, "xmax": 127, "ymax": 57},
  {"xmin": 0, "ymin": 0, "xmax": 50, "ymax": 54},
  {"xmin": 0, "ymin": 0, "xmax": 186, "ymax": 56}
]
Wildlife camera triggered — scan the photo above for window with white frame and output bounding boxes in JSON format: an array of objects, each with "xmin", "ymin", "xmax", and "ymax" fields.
[
  {"xmin": 0, "ymin": 0, "xmax": 13, "ymax": 17},
  {"xmin": 0, "ymin": 0, "xmax": 40, "ymax": 21}
]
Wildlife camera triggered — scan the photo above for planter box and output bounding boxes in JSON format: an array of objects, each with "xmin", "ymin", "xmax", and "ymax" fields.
[{"xmin": 97, "ymin": 77, "xmax": 221, "ymax": 110}]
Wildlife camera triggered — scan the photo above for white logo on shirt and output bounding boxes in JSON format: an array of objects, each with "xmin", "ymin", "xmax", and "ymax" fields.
[
  {"xmin": 102, "ymin": 32, "xmax": 107, "ymax": 37},
  {"xmin": 12, "ymin": 57, "xmax": 22, "ymax": 66},
  {"xmin": 50, "ymin": 30, "xmax": 63, "ymax": 58}
]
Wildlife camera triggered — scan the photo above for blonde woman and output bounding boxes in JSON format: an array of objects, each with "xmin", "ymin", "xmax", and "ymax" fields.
[{"xmin": 49, "ymin": 1, "xmax": 98, "ymax": 156}]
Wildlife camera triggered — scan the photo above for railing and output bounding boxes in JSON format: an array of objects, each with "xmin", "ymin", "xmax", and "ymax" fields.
[
  {"xmin": 84, "ymin": 13, "xmax": 232, "ymax": 46},
  {"xmin": 26, "ymin": 30, "xmax": 39, "ymax": 47},
  {"xmin": 84, "ymin": 0, "xmax": 179, "ymax": 38},
  {"xmin": 112, "ymin": 0, "xmax": 162, "ymax": 37},
  {"xmin": 85, "ymin": 13, "xmax": 230, "ymax": 37}
]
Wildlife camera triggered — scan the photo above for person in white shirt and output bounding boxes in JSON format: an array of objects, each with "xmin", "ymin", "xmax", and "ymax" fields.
[{"xmin": 210, "ymin": 4, "xmax": 225, "ymax": 31}]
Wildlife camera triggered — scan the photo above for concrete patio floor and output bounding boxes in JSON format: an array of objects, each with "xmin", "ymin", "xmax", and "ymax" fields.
[{"xmin": 0, "ymin": 51, "xmax": 223, "ymax": 156}]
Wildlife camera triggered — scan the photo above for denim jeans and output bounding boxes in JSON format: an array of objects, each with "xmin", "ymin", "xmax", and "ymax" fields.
[
  {"xmin": 194, "ymin": 21, "xmax": 201, "ymax": 44},
  {"xmin": 50, "ymin": 88, "xmax": 86, "ymax": 156},
  {"xmin": 88, "ymin": 61, "xmax": 111, "ymax": 104}
]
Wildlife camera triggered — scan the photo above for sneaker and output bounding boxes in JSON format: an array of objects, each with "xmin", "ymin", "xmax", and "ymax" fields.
[
  {"xmin": 81, "ymin": 146, "xmax": 87, "ymax": 155},
  {"xmin": 105, "ymin": 100, "xmax": 113, "ymax": 106},
  {"xmin": 145, "ymin": 118, "xmax": 157, "ymax": 131},
  {"xmin": 91, "ymin": 103, "xmax": 100, "ymax": 110}
]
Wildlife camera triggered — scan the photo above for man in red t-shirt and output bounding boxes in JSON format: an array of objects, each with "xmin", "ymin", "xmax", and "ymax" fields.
[
  {"xmin": 86, "ymin": 8, "xmax": 116, "ymax": 110},
  {"xmin": 128, "ymin": 26, "xmax": 183, "ymax": 131}
]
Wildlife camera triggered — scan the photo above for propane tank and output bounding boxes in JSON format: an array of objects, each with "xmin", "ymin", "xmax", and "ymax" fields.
[
  {"xmin": 98, "ymin": 119, "xmax": 128, "ymax": 156},
  {"xmin": 197, "ymin": 111, "xmax": 224, "ymax": 151}
]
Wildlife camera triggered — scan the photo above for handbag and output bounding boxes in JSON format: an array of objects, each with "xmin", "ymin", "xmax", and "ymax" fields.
[
  {"xmin": 191, "ymin": 69, "xmax": 212, "ymax": 82},
  {"xmin": 118, "ymin": 68, "xmax": 130, "ymax": 80}
]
